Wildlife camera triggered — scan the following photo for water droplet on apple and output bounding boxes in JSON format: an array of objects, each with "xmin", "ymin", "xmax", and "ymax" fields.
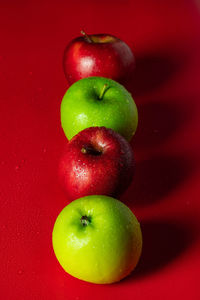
[{"xmin": 18, "ymin": 269, "xmax": 23, "ymax": 275}]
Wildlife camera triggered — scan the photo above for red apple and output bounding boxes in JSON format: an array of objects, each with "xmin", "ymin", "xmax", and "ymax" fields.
[
  {"xmin": 59, "ymin": 127, "xmax": 135, "ymax": 201},
  {"xmin": 63, "ymin": 31, "xmax": 135, "ymax": 85}
]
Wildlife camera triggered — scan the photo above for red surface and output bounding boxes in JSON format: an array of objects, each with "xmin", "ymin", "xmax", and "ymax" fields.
[{"xmin": 1, "ymin": 0, "xmax": 200, "ymax": 299}]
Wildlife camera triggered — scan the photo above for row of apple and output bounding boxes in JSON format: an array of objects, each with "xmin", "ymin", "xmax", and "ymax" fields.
[{"xmin": 52, "ymin": 32, "xmax": 142, "ymax": 284}]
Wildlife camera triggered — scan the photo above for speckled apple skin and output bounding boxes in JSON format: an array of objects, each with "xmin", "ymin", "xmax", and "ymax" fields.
[
  {"xmin": 52, "ymin": 195, "xmax": 142, "ymax": 284},
  {"xmin": 59, "ymin": 127, "xmax": 135, "ymax": 201},
  {"xmin": 60, "ymin": 76, "xmax": 138, "ymax": 141},
  {"xmin": 63, "ymin": 34, "xmax": 135, "ymax": 85}
]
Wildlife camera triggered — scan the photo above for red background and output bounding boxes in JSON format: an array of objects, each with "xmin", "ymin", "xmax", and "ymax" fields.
[{"xmin": 1, "ymin": 0, "xmax": 200, "ymax": 299}]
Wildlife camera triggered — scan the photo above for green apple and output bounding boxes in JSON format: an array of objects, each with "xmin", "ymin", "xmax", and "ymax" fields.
[
  {"xmin": 60, "ymin": 77, "xmax": 138, "ymax": 141},
  {"xmin": 52, "ymin": 195, "xmax": 142, "ymax": 284}
]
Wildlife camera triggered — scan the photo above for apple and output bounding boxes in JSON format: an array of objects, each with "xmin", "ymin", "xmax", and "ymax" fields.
[
  {"xmin": 63, "ymin": 31, "xmax": 135, "ymax": 85},
  {"xmin": 60, "ymin": 76, "xmax": 138, "ymax": 141},
  {"xmin": 59, "ymin": 126, "xmax": 135, "ymax": 201},
  {"xmin": 52, "ymin": 195, "xmax": 142, "ymax": 284}
]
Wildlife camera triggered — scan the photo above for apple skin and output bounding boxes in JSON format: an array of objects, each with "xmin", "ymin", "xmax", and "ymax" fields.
[
  {"xmin": 52, "ymin": 195, "xmax": 142, "ymax": 284},
  {"xmin": 60, "ymin": 76, "xmax": 138, "ymax": 141},
  {"xmin": 59, "ymin": 127, "xmax": 135, "ymax": 201},
  {"xmin": 63, "ymin": 33, "xmax": 135, "ymax": 85}
]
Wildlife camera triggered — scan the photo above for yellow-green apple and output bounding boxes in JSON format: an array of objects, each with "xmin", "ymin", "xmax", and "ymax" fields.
[
  {"xmin": 63, "ymin": 31, "xmax": 135, "ymax": 85},
  {"xmin": 52, "ymin": 195, "xmax": 142, "ymax": 284},
  {"xmin": 59, "ymin": 127, "xmax": 135, "ymax": 201},
  {"xmin": 60, "ymin": 76, "xmax": 138, "ymax": 141}
]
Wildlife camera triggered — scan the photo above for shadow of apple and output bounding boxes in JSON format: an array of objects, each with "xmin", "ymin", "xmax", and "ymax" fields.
[
  {"xmin": 131, "ymin": 100, "xmax": 192, "ymax": 150},
  {"xmin": 125, "ymin": 49, "xmax": 187, "ymax": 97},
  {"xmin": 121, "ymin": 154, "xmax": 192, "ymax": 207},
  {"xmin": 124, "ymin": 219, "xmax": 196, "ymax": 281}
]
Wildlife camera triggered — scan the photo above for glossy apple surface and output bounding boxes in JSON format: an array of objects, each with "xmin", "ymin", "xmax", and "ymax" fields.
[
  {"xmin": 63, "ymin": 32, "xmax": 135, "ymax": 85},
  {"xmin": 59, "ymin": 127, "xmax": 135, "ymax": 201},
  {"xmin": 60, "ymin": 76, "xmax": 138, "ymax": 141},
  {"xmin": 52, "ymin": 195, "xmax": 142, "ymax": 284}
]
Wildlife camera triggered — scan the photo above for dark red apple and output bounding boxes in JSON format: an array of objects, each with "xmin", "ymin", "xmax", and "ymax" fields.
[
  {"xmin": 63, "ymin": 31, "xmax": 135, "ymax": 85},
  {"xmin": 59, "ymin": 127, "xmax": 135, "ymax": 201}
]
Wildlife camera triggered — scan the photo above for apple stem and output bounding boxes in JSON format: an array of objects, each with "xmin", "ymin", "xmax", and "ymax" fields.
[
  {"xmin": 81, "ymin": 30, "xmax": 93, "ymax": 43},
  {"xmin": 81, "ymin": 148, "xmax": 87, "ymax": 154},
  {"xmin": 81, "ymin": 146, "xmax": 102, "ymax": 156},
  {"xmin": 99, "ymin": 84, "xmax": 109, "ymax": 100},
  {"xmin": 81, "ymin": 216, "xmax": 90, "ymax": 226}
]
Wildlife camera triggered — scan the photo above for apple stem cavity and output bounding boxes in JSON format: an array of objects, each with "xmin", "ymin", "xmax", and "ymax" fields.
[
  {"xmin": 81, "ymin": 146, "xmax": 102, "ymax": 156},
  {"xmin": 80, "ymin": 216, "xmax": 90, "ymax": 227},
  {"xmin": 99, "ymin": 84, "xmax": 109, "ymax": 100},
  {"xmin": 80, "ymin": 30, "xmax": 93, "ymax": 43}
]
